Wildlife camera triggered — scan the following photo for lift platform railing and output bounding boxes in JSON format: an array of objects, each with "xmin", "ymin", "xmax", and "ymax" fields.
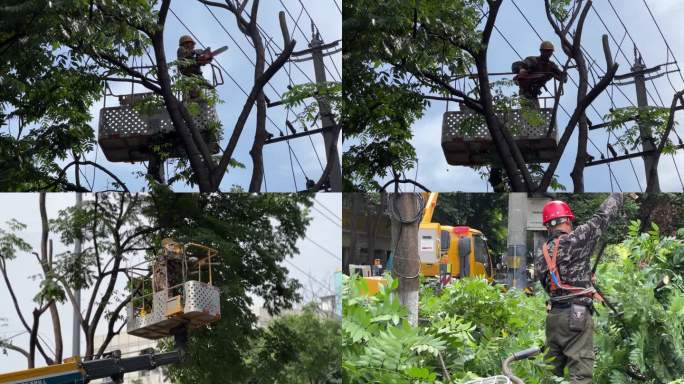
[
  {"xmin": 98, "ymin": 66, "xmax": 222, "ymax": 163},
  {"xmin": 441, "ymin": 72, "xmax": 562, "ymax": 166},
  {"xmin": 127, "ymin": 241, "xmax": 220, "ymax": 340}
]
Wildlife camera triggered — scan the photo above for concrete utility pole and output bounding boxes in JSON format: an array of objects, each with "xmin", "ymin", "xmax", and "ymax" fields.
[
  {"xmin": 506, "ymin": 194, "xmax": 549, "ymax": 290},
  {"xmin": 632, "ymin": 52, "xmax": 661, "ymax": 192},
  {"xmin": 506, "ymin": 193, "xmax": 528, "ymax": 290},
  {"xmin": 309, "ymin": 29, "xmax": 342, "ymax": 192},
  {"xmin": 390, "ymin": 193, "xmax": 421, "ymax": 326},
  {"xmin": 72, "ymin": 193, "xmax": 82, "ymax": 358},
  {"xmin": 613, "ymin": 48, "xmax": 662, "ymax": 192}
]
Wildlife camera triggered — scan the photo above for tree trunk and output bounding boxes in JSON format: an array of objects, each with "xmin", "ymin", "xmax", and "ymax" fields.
[
  {"xmin": 390, "ymin": 193, "xmax": 420, "ymax": 326},
  {"xmin": 150, "ymin": 31, "xmax": 214, "ymax": 192},
  {"xmin": 571, "ymin": 115, "xmax": 589, "ymax": 192},
  {"xmin": 39, "ymin": 193, "xmax": 62, "ymax": 363},
  {"xmin": 488, "ymin": 167, "xmax": 506, "ymax": 192},
  {"xmin": 248, "ymin": 26, "xmax": 268, "ymax": 192},
  {"xmin": 28, "ymin": 310, "xmax": 40, "ymax": 369}
]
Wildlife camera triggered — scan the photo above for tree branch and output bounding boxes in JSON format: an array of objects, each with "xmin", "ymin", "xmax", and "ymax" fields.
[{"xmin": 213, "ymin": 39, "xmax": 297, "ymax": 185}]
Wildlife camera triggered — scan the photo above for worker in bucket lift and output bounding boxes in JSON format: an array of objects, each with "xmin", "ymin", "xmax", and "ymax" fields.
[
  {"xmin": 511, "ymin": 41, "xmax": 567, "ymax": 107},
  {"xmin": 153, "ymin": 238, "xmax": 184, "ymax": 295},
  {"xmin": 534, "ymin": 194, "xmax": 627, "ymax": 383},
  {"xmin": 177, "ymin": 35, "xmax": 214, "ymax": 100}
]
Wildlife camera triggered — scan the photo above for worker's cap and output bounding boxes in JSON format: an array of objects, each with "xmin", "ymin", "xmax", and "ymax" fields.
[
  {"xmin": 542, "ymin": 200, "xmax": 575, "ymax": 226},
  {"xmin": 540, "ymin": 41, "xmax": 555, "ymax": 51},
  {"xmin": 179, "ymin": 35, "xmax": 195, "ymax": 45}
]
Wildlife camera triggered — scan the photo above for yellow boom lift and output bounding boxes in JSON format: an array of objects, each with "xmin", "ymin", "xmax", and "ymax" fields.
[
  {"xmin": 0, "ymin": 239, "xmax": 220, "ymax": 384},
  {"xmin": 357, "ymin": 193, "xmax": 494, "ymax": 295}
]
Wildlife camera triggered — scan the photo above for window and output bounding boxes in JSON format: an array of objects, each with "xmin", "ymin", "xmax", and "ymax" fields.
[
  {"xmin": 440, "ymin": 230, "xmax": 450, "ymax": 253},
  {"xmin": 458, "ymin": 237, "xmax": 471, "ymax": 277},
  {"xmin": 473, "ymin": 235, "xmax": 491, "ymax": 274}
]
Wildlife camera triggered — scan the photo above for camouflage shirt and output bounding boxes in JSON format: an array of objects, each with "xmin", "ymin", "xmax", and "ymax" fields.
[
  {"xmin": 534, "ymin": 193, "xmax": 624, "ymax": 304},
  {"xmin": 512, "ymin": 56, "xmax": 563, "ymax": 77},
  {"xmin": 511, "ymin": 56, "xmax": 564, "ymax": 99},
  {"xmin": 177, "ymin": 46, "xmax": 205, "ymax": 77}
]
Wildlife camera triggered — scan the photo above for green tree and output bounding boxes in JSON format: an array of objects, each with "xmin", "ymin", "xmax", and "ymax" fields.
[
  {"xmin": 0, "ymin": 193, "xmax": 156, "ymax": 367},
  {"xmin": 1, "ymin": 0, "xmax": 297, "ymax": 192},
  {"xmin": 343, "ymin": 0, "xmax": 619, "ymax": 192},
  {"xmin": 0, "ymin": 192, "xmax": 315, "ymax": 378},
  {"xmin": 155, "ymin": 192, "xmax": 315, "ymax": 383},
  {"xmin": 0, "ymin": 1, "xmax": 104, "ymax": 191},
  {"xmin": 243, "ymin": 304, "xmax": 341, "ymax": 383}
]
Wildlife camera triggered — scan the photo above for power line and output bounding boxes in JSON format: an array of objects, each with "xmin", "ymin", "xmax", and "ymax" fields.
[
  {"xmin": 170, "ymin": 5, "xmax": 322, "ymax": 191},
  {"xmin": 283, "ymin": 258, "xmax": 335, "ymax": 296},
  {"xmin": 201, "ymin": 2, "xmax": 331, "ymax": 185},
  {"xmin": 311, "ymin": 204, "xmax": 342, "ymax": 228},
  {"xmin": 313, "ymin": 197, "xmax": 341, "ymax": 221},
  {"xmin": 304, "ymin": 235, "xmax": 342, "ymax": 261},
  {"xmin": 332, "ymin": 0, "xmax": 342, "ymax": 14}
]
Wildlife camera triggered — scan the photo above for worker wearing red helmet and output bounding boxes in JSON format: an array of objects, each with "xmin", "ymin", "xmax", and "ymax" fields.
[{"xmin": 534, "ymin": 193, "xmax": 625, "ymax": 383}]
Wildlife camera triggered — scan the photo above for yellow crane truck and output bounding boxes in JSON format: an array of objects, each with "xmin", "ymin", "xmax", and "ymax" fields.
[
  {"xmin": 418, "ymin": 192, "xmax": 494, "ymax": 280},
  {"xmin": 359, "ymin": 193, "xmax": 494, "ymax": 295}
]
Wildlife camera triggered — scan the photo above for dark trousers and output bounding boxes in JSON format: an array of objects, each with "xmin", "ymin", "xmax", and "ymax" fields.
[{"xmin": 545, "ymin": 307, "xmax": 594, "ymax": 383}]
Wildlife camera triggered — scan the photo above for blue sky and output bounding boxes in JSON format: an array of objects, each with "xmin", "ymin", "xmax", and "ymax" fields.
[
  {"xmin": 0, "ymin": 192, "xmax": 341, "ymax": 372},
  {"xmin": 34, "ymin": 1, "xmax": 342, "ymax": 192},
  {"xmin": 360, "ymin": 0, "xmax": 684, "ymax": 192}
]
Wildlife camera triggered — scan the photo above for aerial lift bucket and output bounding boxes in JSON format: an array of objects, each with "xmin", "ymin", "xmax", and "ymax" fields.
[{"xmin": 127, "ymin": 241, "xmax": 221, "ymax": 340}]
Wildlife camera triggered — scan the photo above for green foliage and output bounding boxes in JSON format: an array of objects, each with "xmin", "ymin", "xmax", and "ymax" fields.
[
  {"xmin": 344, "ymin": 222, "xmax": 684, "ymax": 383},
  {"xmin": 283, "ymin": 81, "xmax": 341, "ymax": 132},
  {"xmin": 594, "ymin": 221, "xmax": 684, "ymax": 383},
  {"xmin": 604, "ymin": 106, "xmax": 677, "ymax": 153},
  {"xmin": 243, "ymin": 304, "xmax": 341, "ymax": 384},
  {"xmin": 157, "ymin": 192, "xmax": 315, "ymax": 383},
  {"xmin": 343, "ymin": 274, "xmax": 448, "ymax": 383},
  {"xmin": 0, "ymin": 0, "xmax": 156, "ymax": 190},
  {"xmin": 548, "ymin": 0, "xmax": 574, "ymax": 21},
  {"xmin": 0, "ymin": 219, "xmax": 32, "ymax": 260},
  {"xmin": 343, "ymin": 0, "xmax": 485, "ymax": 191}
]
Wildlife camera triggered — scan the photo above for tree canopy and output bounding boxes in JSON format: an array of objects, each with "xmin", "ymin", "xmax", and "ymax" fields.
[{"xmin": 0, "ymin": 191, "xmax": 317, "ymax": 378}]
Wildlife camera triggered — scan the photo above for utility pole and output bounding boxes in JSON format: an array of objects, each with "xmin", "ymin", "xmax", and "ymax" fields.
[
  {"xmin": 505, "ymin": 195, "xmax": 549, "ymax": 290},
  {"xmin": 632, "ymin": 51, "xmax": 661, "ymax": 192},
  {"xmin": 72, "ymin": 193, "xmax": 82, "ymax": 358},
  {"xmin": 609, "ymin": 48, "xmax": 662, "ymax": 192},
  {"xmin": 309, "ymin": 28, "xmax": 342, "ymax": 192},
  {"xmin": 389, "ymin": 193, "xmax": 421, "ymax": 326},
  {"xmin": 506, "ymin": 193, "xmax": 528, "ymax": 290}
]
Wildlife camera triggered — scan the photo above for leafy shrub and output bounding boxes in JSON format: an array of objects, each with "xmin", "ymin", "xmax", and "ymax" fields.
[
  {"xmin": 594, "ymin": 221, "xmax": 684, "ymax": 383},
  {"xmin": 343, "ymin": 221, "xmax": 684, "ymax": 383}
]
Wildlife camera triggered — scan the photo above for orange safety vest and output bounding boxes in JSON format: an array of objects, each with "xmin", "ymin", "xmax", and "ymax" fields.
[{"xmin": 542, "ymin": 237, "xmax": 603, "ymax": 302}]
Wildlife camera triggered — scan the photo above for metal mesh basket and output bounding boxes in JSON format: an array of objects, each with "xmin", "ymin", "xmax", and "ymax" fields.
[
  {"xmin": 441, "ymin": 103, "xmax": 558, "ymax": 165},
  {"xmin": 463, "ymin": 375, "xmax": 511, "ymax": 384},
  {"xmin": 127, "ymin": 280, "xmax": 220, "ymax": 339},
  {"xmin": 98, "ymin": 93, "xmax": 219, "ymax": 162}
]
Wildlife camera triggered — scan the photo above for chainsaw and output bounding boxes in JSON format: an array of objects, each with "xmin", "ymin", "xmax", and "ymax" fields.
[{"xmin": 197, "ymin": 46, "xmax": 228, "ymax": 64}]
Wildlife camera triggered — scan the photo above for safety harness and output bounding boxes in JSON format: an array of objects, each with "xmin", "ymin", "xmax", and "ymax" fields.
[{"xmin": 542, "ymin": 235, "xmax": 603, "ymax": 303}]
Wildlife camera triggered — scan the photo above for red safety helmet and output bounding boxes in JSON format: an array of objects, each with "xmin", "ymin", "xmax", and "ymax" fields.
[{"xmin": 542, "ymin": 200, "xmax": 575, "ymax": 225}]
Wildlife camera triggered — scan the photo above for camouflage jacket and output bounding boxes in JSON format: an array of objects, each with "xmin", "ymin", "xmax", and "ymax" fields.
[
  {"xmin": 511, "ymin": 56, "xmax": 563, "ymax": 77},
  {"xmin": 534, "ymin": 193, "xmax": 624, "ymax": 304},
  {"xmin": 177, "ymin": 46, "xmax": 205, "ymax": 76}
]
